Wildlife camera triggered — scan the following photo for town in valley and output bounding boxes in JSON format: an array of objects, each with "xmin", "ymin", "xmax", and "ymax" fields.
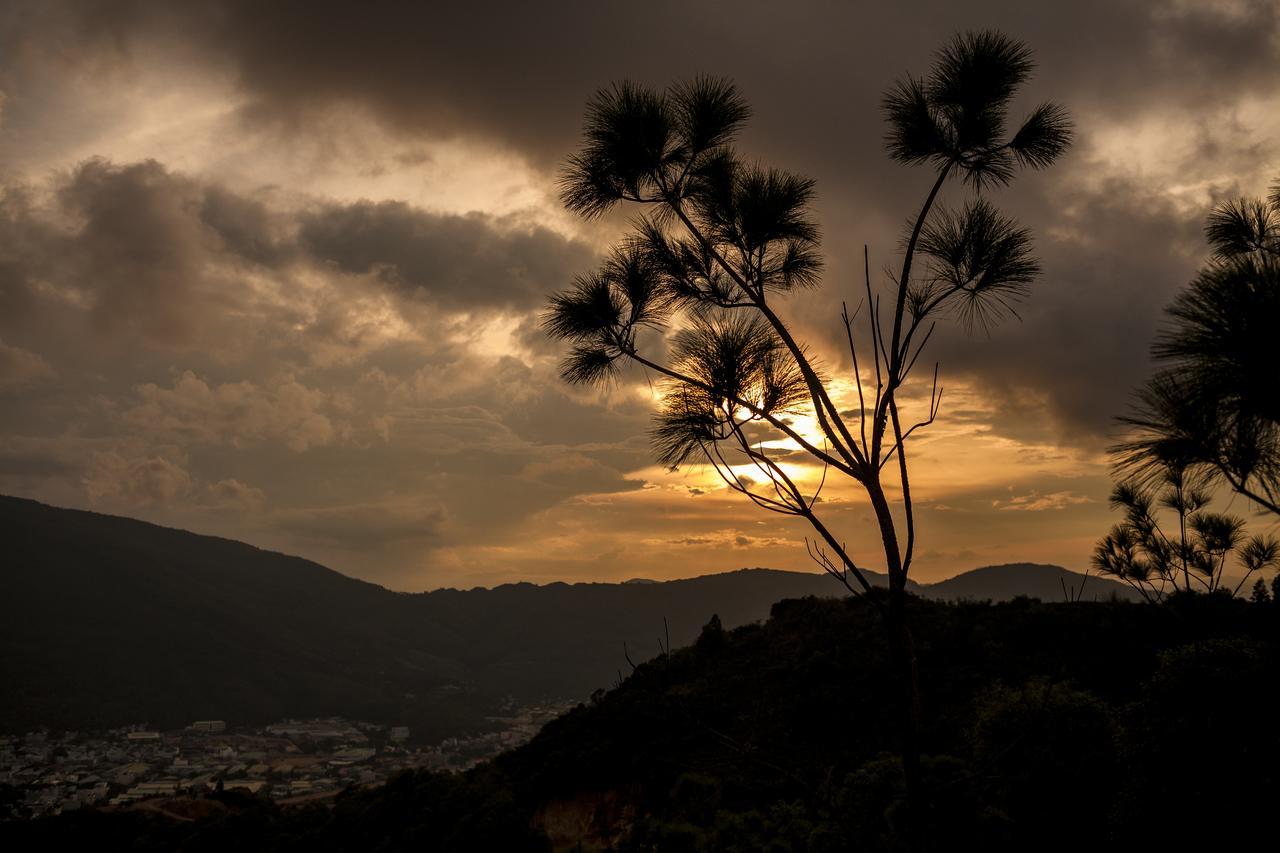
[{"xmin": 1, "ymin": 703, "xmax": 573, "ymax": 819}]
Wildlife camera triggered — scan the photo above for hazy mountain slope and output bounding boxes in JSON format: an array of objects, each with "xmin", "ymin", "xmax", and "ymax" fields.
[
  {"xmin": 1, "ymin": 495, "xmax": 1128, "ymax": 734},
  {"xmin": 0, "ymin": 497, "xmax": 859, "ymax": 732},
  {"xmin": 920, "ymin": 562, "xmax": 1140, "ymax": 602},
  {"xmin": 406, "ymin": 569, "xmax": 866, "ymax": 697},
  {"xmin": 0, "ymin": 495, "xmax": 473, "ymax": 736}
]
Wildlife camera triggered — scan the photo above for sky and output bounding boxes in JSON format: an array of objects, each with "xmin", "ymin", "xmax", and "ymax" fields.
[{"xmin": 1, "ymin": 0, "xmax": 1278, "ymax": 591}]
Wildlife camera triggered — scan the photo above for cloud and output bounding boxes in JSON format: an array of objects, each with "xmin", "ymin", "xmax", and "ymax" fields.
[
  {"xmin": 924, "ymin": 177, "xmax": 1210, "ymax": 444},
  {"xmin": 9, "ymin": 3, "xmax": 1280, "ymax": 452},
  {"xmin": 82, "ymin": 451, "xmax": 194, "ymax": 507},
  {"xmin": 519, "ymin": 452, "xmax": 644, "ymax": 494},
  {"xmin": 660, "ymin": 529, "xmax": 792, "ymax": 549},
  {"xmin": 202, "ymin": 477, "xmax": 266, "ymax": 512},
  {"xmin": 197, "ymin": 185, "xmax": 297, "ymax": 268},
  {"xmin": 0, "ymin": 337, "xmax": 53, "ymax": 387},
  {"xmin": 0, "ymin": 435, "xmax": 87, "ymax": 482},
  {"xmin": 297, "ymin": 201, "xmax": 594, "ymax": 312},
  {"xmin": 16, "ymin": 1, "xmax": 1277, "ymax": 191},
  {"xmin": 0, "ymin": 157, "xmax": 595, "ymax": 359},
  {"xmin": 997, "ymin": 490, "xmax": 1094, "ymax": 512},
  {"xmin": 0, "ymin": 159, "xmax": 294, "ymax": 360},
  {"xmin": 124, "ymin": 371, "xmax": 338, "ymax": 452},
  {"xmin": 56, "ymin": 158, "xmax": 253, "ymax": 348},
  {"xmin": 271, "ymin": 502, "xmax": 447, "ymax": 548}
]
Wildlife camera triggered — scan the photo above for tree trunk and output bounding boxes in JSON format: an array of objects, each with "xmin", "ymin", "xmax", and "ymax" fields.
[
  {"xmin": 887, "ymin": 580, "xmax": 923, "ymax": 836},
  {"xmin": 867, "ymin": 483, "xmax": 923, "ymax": 836}
]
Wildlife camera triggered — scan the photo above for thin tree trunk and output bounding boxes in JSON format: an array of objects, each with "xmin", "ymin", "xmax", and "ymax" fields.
[
  {"xmin": 866, "ymin": 482, "xmax": 923, "ymax": 833},
  {"xmin": 887, "ymin": 583, "xmax": 922, "ymax": 834},
  {"xmin": 1177, "ymin": 484, "xmax": 1189, "ymax": 593}
]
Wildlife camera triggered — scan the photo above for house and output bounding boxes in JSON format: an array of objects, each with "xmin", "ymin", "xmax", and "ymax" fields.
[{"xmin": 191, "ymin": 720, "xmax": 226, "ymax": 733}]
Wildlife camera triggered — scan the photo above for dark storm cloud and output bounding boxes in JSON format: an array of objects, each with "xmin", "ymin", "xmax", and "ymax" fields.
[
  {"xmin": 58, "ymin": 159, "xmax": 242, "ymax": 347},
  {"xmin": 297, "ymin": 201, "xmax": 594, "ymax": 312},
  {"xmin": 922, "ymin": 177, "xmax": 1211, "ymax": 444},
  {"xmin": 0, "ymin": 183, "xmax": 66, "ymax": 328},
  {"xmin": 26, "ymin": 1, "xmax": 1275, "ymax": 164},
  {"xmin": 47, "ymin": 0, "xmax": 1265, "ymax": 447},
  {"xmin": 2, "ymin": 159, "xmax": 288, "ymax": 354},
  {"xmin": 198, "ymin": 186, "xmax": 295, "ymax": 268},
  {"xmin": 182, "ymin": 2, "xmax": 1264, "ymax": 150},
  {"xmin": 0, "ymin": 158, "xmax": 594, "ymax": 356},
  {"xmin": 9, "ymin": 1, "xmax": 1280, "ymax": 444}
]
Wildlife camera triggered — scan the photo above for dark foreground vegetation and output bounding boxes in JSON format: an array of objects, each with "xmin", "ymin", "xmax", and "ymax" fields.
[{"xmin": 7, "ymin": 590, "xmax": 1278, "ymax": 851}]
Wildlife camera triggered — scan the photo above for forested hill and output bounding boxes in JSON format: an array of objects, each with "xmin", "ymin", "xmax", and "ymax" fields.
[
  {"xmin": 1, "ymin": 495, "xmax": 1131, "ymax": 735},
  {"xmin": 0, "ymin": 494, "xmax": 854, "ymax": 735},
  {"xmin": 7, "ymin": 592, "xmax": 1277, "ymax": 850},
  {"xmin": 1, "ymin": 494, "xmax": 472, "ymax": 738}
]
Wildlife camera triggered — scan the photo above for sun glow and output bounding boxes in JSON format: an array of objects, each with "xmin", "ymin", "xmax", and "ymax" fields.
[{"xmin": 627, "ymin": 369, "xmax": 1109, "ymax": 515}]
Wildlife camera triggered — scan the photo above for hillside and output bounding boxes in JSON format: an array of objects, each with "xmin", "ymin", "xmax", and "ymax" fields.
[
  {"xmin": 1, "ymin": 496, "xmax": 853, "ymax": 735},
  {"xmin": 8, "ymin": 593, "xmax": 1277, "ymax": 850},
  {"xmin": 0, "ymin": 495, "xmax": 476, "ymax": 739},
  {"xmin": 920, "ymin": 562, "xmax": 1140, "ymax": 602},
  {"xmin": 2, "ymin": 495, "xmax": 1128, "ymax": 736}
]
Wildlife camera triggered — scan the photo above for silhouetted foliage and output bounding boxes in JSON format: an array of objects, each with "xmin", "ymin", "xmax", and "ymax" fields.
[
  {"xmin": 1115, "ymin": 180, "xmax": 1280, "ymax": 515},
  {"xmin": 1118, "ymin": 635, "xmax": 1280, "ymax": 847},
  {"xmin": 881, "ymin": 31, "xmax": 1070, "ymax": 187},
  {"xmin": 545, "ymin": 30, "xmax": 1071, "ymax": 811},
  {"xmin": 1252, "ymin": 576, "xmax": 1271, "ymax": 603},
  {"xmin": 1101, "ymin": 179, "xmax": 1280, "ymax": 604},
  {"xmin": 1092, "ymin": 466, "xmax": 1279, "ymax": 601},
  {"xmin": 970, "ymin": 679, "xmax": 1120, "ymax": 842},
  {"xmin": 695, "ymin": 613, "xmax": 725, "ymax": 652}
]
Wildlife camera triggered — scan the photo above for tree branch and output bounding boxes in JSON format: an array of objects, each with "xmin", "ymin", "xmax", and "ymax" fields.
[
  {"xmin": 661, "ymin": 195, "xmax": 868, "ymax": 472},
  {"xmin": 625, "ymin": 347, "xmax": 861, "ymax": 480}
]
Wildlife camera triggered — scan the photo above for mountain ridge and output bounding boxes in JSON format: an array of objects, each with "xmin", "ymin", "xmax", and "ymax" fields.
[
  {"xmin": 1, "ymin": 493, "xmax": 1129, "ymax": 597},
  {"xmin": 1, "ymin": 494, "xmax": 1136, "ymax": 736}
]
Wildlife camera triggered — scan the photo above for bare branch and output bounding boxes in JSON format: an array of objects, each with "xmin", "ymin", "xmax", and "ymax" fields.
[{"xmin": 879, "ymin": 364, "xmax": 942, "ymax": 472}]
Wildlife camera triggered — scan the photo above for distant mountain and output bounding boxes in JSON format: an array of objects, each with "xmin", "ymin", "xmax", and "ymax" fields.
[
  {"xmin": 920, "ymin": 562, "xmax": 1140, "ymax": 603},
  {"xmin": 0, "ymin": 495, "xmax": 856, "ymax": 735},
  {"xmin": 0, "ymin": 495, "xmax": 479, "ymax": 740},
  {"xmin": 1, "ymin": 495, "xmax": 1133, "ymax": 735}
]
